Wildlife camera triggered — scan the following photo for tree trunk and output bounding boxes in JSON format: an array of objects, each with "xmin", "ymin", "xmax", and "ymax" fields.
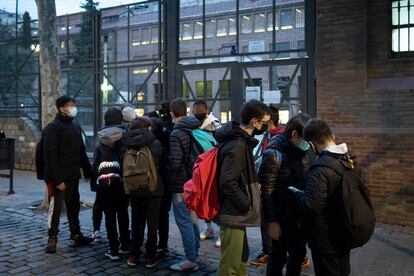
[{"xmin": 36, "ymin": 0, "xmax": 62, "ymax": 209}]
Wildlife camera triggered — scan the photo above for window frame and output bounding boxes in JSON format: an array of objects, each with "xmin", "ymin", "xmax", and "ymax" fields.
[{"xmin": 390, "ymin": 0, "xmax": 414, "ymax": 58}]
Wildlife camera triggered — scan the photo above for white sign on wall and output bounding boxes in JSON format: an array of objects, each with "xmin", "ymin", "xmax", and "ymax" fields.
[
  {"xmin": 245, "ymin": 86, "xmax": 261, "ymax": 102},
  {"xmin": 263, "ymin": 90, "xmax": 281, "ymax": 104}
]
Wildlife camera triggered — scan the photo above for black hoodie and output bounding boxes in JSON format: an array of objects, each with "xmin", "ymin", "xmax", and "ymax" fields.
[
  {"xmin": 167, "ymin": 116, "xmax": 200, "ymax": 193},
  {"xmin": 122, "ymin": 129, "xmax": 164, "ymax": 197},
  {"xmin": 215, "ymin": 122, "xmax": 259, "ymax": 226}
]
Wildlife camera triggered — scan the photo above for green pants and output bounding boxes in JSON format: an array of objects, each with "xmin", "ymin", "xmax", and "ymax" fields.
[{"xmin": 218, "ymin": 225, "xmax": 249, "ymax": 276}]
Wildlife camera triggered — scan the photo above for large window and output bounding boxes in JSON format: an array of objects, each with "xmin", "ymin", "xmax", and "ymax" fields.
[
  {"xmin": 241, "ymin": 14, "xmax": 252, "ymax": 34},
  {"xmin": 194, "ymin": 21, "xmax": 203, "ymax": 39},
  {"xmin": 141, "ymin": 28, "xmax": 150, "ymax": 45},
  {"xmin": 182, "ymin": 22, "xmax": 193, "ymax": 40},
  {"xmin": 206, "ymin": 19, "xmax": 216, "ymax": 38},
  {"xmin": 391, "ymin": 0, "xmax": 414, "ymax": 55},
  {"xmin": 295, "ymin": 8, "xmax": 305, "ymax": 28},
  {"xmin": 254, "ymin": 13, "xmax": 266, "ymax": 33},
  {"xmin": 281, "ymin": 9, "xmax": 293, "ymax": 30},
  {"xmin": 229, "ymin": 17, "xmax": 236, "ymax": 35},
  {"xmin": 217, "ymin": 18, "xmax": 228, "ymax": 37},
  {"xmin": 196, "ymin": 81, "xmax": 213, "ymax": 98},
  {"xmin": 131, "ymin": 29, "xmax": 141, "ymax": 46}
]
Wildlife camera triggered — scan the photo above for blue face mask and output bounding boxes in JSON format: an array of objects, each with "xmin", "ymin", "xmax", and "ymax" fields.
[{"xmin": 297, "ymin": 139, "xmax": 310, "ymax": 151}]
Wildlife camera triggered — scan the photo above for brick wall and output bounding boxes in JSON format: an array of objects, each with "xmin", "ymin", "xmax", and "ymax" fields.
[
  {"xmin": 0, "ymin": 117, "xmax": 41, "ymax": 171},
  {"xmin": 316, "ymin": 0, "xmax": 414, "ymax": 226}
]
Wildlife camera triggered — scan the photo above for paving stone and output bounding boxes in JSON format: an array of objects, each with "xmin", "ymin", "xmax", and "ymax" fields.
[{"xmin": 7, "ymin": 265, "xmax": 31, "ymax": 275}]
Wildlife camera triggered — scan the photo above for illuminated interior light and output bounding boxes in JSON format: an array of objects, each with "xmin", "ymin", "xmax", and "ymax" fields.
[
  {"xmin": 296, "ymin": 9, "xmax": 302, "ymax": 13},
  {"xmin": 131, "ymin": 42, "xmax": 141, "ymax": 46},
  {"xmin": 133, "ymin": 69, "xmax": 149, "ymax": 74},
  {"xmin": 141, "ymin": 41, "xmax": 150, "ymax": 45},
  {"xmin": 281, "ymin": 25, "xmax": 293, "ymax": 30},
  {"xmin": 254, "ymin": 29, "xmax": 266, "ymax": 33},
  {"xmin": 229, "ymin": 18, "xmax": 234, "ymax": 22},
  {"xmin": 182, "ymin": 37, "xmax": 192, "ymax": 40},
  {"xmin": 260, "ymin": 13, "xmax": 265, "ymax": 18},
  {"xmin": 243, "ymin": 15, "xmax": 250, "ymax": 20},
  {"xmin": 184, "ymin": 24, "xmax": 189, "ymax": 27},
  {"xmin": 217, "ymin": 33, "xmax": 227, "ymax": 37},
  {"xmin": 193, "ymin": 35, "xmax": 203, "ymax": 39},
  {"xmin": 196, "ymin": 21, "xmax": 203, "ymax": 25}
]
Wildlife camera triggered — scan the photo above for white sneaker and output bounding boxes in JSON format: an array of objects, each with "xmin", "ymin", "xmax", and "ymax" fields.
[
  {"xmin": 91, "ymin": 230, "xmax": 104, "ymax": 243},
  {"xmin": 105, "ymin": 250, "xmax": 120, "ymax": 261},
  {"xmin": 200, "ymin": 228, "xmax": 215, "ymax": 240},
  {"xmin": 214, "ymin": 236, "xmax": 221, "ymax": 248}
]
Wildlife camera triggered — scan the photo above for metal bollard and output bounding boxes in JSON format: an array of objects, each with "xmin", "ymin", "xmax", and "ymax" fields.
[{"xmin": 0, "ymin": 138, "xmax": 15, "ymax": 195}]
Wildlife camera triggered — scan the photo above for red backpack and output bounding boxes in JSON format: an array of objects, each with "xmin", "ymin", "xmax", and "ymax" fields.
[{"xmin": 184, "ymin": 147, "xmax": 220, "ymax": 220}]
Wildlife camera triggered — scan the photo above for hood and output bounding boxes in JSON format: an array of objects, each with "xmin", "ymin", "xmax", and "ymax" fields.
[
  {"xmin": 122, "ymin": 129, "xmax": 156, "ymax": 149},
  {"xmin": 174, "ymin": 116, "xmax": 201, "ymax": 130},
  {"xmin": 215, "ymin": 121, "xmax": 257, "ymax": 148},
  {"xmin": 270, "ymin": 125, "xmax": 285, "ymax": 137},
  {"xmin": 323, "ymin": 143, "xmax": 355, "ymax": 169},
  {"xmin": 97, "ymin": 126, "xmax": 126, "ymax": 146},
  {"xmin": 267, "ymin": 133, "xmax": 307, "ymax": 157},
  {"xmin": 200, "ymin": 114, "xmax": 221, "ymax": 132}
]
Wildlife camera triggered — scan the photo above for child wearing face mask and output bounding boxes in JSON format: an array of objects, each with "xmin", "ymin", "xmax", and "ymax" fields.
[{"xmin": 258, "ymin": 113, "xmax": 312, "ymax": 276}]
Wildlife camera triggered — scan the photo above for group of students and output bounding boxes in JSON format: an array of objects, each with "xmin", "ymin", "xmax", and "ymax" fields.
[{"xmin": 39, "ymin": 95, "xmax": 373, "ymax": 276}]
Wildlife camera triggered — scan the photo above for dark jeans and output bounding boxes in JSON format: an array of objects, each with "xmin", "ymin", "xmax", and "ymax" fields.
[
  {"xmin": 92, "ymin": 191, "xmax": 103, "ymax": 232},
  {"xmin": 311, "ymin": 250, "xmax": 350, "ymax": 276},
  {"xmin": 101, "ymin": 189, "xmax": 130, "ymax": 252},
  {"xmin": 266, "ymin": 220, "xmax": 307, "ymax": 276},
  {"xmin": 158, "ymin": 192, "xmax": 172, "ymax": 249},
  {"xmin": 47, "ymin": 180, "xmax": 81, "ymax": 238},
  {"xmin": 260, "ymin": 218, "xmax": 272, "ymax": 255},
  {"xmin": 130, "ymin": 196, "xmax": 162, "ymax": 258}
]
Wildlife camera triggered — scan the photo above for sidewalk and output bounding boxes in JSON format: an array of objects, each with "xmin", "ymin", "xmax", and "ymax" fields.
[{"xmin": 0, "ymin": 170, "xmax": 413, "ymax": 275}]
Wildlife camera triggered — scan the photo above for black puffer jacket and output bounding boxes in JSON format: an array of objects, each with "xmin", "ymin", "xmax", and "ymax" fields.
[
  {"xmin": 259, "ymin": 134, "xmax": 310, "ymax": 222},
  {"xmin": 300, "ymin": 147, "xmax": 354, "ymax": 254},
  {"xmin": 43, "ymin": 113, "xmax": 91, "ymax": 185},
  {"xmin": 167, "ymin": 116, "xmax": 200, "ymax": 193},
  {"xmin": 122, "ymin": 129, "xmax": 164, "ymax": 197},
  {"xmin": 215, "ymin": 122, "xmax": 258, "ymax": 221}
]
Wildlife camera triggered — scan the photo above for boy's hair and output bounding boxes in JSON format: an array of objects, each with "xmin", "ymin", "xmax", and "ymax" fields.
[
  {"xmin": 129, "ymin": 117, "xmax": 152, "ymax": 130},
  {"xmin": 284, "ymin": 113, "xmax": 311, "ymax": 138},
  {"xmin": 170, "ymin": 98, "xmax": 187, "ymax": 117},
  {"xmin": 159, "ymin": 101, "xmax": 170, "ymax": 116},
  {"xmin": 193, "ymin": 100, "xmax": 208, "ymax": 109},
  {"xmin": 150, "ymin": 117, "xmax": 163, "ymax": 133},
  {"xmin": 104, "ymin": 107, "xmax": 123, "ymax": 126},
  {"xmin": 268, "ymin": 106, "xmax": 280, "ymax": 125},
  {"xmin": 303, "ymin": 118, "xmax": 334, "ymax": 144},
  {"xmin": 240, "ymin": 100, "xmax": 269, "ymax": 125},
  {"xmin": 147, "ymin": 111, "xmax": 159, "ymax": 118}
]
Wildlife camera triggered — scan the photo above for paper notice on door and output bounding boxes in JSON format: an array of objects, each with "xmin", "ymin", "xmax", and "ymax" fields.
[
  {"xmin": 263, "ymin": 90, "xmax": 281, "ymax": 104},
  {"xmin": 245, "ymin": 86, "xmax": 261, "ymax": 102}
]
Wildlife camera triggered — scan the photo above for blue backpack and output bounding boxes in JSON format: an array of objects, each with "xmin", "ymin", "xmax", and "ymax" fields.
[{"xmin": 185, "ymin": 128, "xmax": 218, "ymax": 177}]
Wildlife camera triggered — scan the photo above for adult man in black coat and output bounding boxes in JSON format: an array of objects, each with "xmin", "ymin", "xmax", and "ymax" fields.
[
  {"xmin": 43, "ymin": 96, "xmax": 92, "ymax": 254},
  {"xmin": 215, "ymin": 100, "xmax": 270, "ymax": 276}
]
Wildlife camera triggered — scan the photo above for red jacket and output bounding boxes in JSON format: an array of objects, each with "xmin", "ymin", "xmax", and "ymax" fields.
[{"xmin": 262, "ymin": 125, "xmax": 285, "ymax": 152}]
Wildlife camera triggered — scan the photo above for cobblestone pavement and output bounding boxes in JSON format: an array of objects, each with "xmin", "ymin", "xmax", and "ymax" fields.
[{"xmin": 0, "ymin": 170, "xmax": 413, "ymax": 275}]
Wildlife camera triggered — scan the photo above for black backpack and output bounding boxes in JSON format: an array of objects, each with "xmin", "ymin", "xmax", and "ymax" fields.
[
  {"xmin": 313, "ymin": 154, "xmax": 376, "ymax": 250},
  {"xmin": 92, "ymin": 143, "xmax": 123, "ymax": 191},
  {"xmin": 35, "ymin": 137, "xmax": 44, "ymax": 180}
]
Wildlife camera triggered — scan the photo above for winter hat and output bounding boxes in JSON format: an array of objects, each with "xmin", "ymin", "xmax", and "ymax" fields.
[
  {"xmin": 122, "ymin": 106, "xmax": 136, "ymax": 122},
  {"xmin": 55, "ymin": 95, "xmax": 75, "ymax": 109}
]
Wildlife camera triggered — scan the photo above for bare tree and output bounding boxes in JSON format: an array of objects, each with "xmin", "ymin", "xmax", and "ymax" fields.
[
  {"xmin": 35, "ymin": 0, "xmax": 62, "ymax": 128},
  {"xmin": 35, "ymin": 0, "xmax": 62, "ymax": 209}
]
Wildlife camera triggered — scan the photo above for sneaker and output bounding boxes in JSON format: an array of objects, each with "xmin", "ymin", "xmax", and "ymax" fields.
[
  {"xmin": 170, "ymin": 260, "xmax": 199, "ymax": 272},
  {"xmin": 127, "ymin": 256, "xmax": 138, "ymax": 267},
  {"xmin": 250, "ymin": 252, "xmax": 269, "ymax": 266},
  {"xmin": 69, "ymin": 234, "xmax": 93, "ymax": 247},
  {"xmin": 45, "ymin": 236, "xmax": 57, "ymax": 254},
  {"xmin": 214, "ymin": 237, "xmax": 221, "ymax": 248},
  {"xmin": 200, "ymin": 228, "xmax": 215, "ymax": 240},
  {"xmin": 105, "ymin": 250, "xmax": 120, "ymax": 261},
  {"xmin": 91, "ymin": 230, "xmax": 103, "ymax": 243},
  {"xmin": 301, "ymin": 256, "xmax": 310, "ymax": 269},
  {"xmin": 145, "ymin": 258, "xmax": 158, "ymax": 268}
]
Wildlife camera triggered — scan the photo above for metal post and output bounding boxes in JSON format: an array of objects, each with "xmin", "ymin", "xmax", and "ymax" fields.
[
  {"xmin": 8, "ymin": 139, "xmax": 15, "ymax": 195},
  {"xmin": 305, "ymin": 0, "xmax": 316, "ymax": 117},
  {"xmin": 164, "ymin": 0, "xmax": 179, "ymax": 100},
  {"xmin": 230, "ymin": 62, "xmax": 242, "ymax": 123},
  {"xmin": 93, "ymin": 11, "xmax": 102, "ymax": 135},
  {"xmin": 15, "ymin": 0, "xmax": 19, "ymax": 115}
]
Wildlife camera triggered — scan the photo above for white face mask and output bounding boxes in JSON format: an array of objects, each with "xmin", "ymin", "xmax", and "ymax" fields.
[{"xmin": 68, "ymin": 106, "xmax": 78, "ymax": 117}]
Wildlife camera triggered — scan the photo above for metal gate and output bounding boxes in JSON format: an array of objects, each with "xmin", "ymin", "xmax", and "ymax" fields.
[{"xmin": 177, "ymin": 58, "xmax": 313, "ymax": 124}]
